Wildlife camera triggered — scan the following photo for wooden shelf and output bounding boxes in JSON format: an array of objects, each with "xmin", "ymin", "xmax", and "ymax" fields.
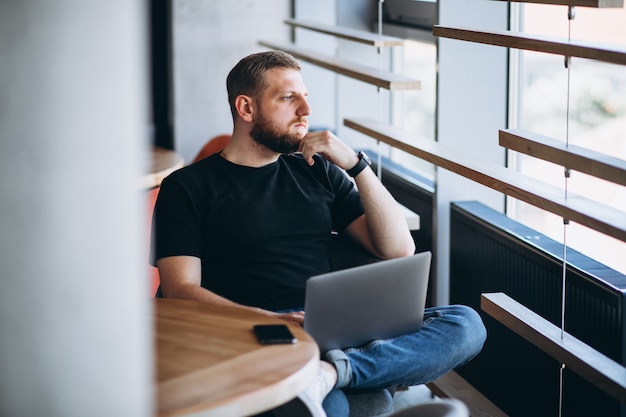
[
  {"xmin": 427, "ymin": 371, "xmax": 509, "ymax": 417},
  {"xmin": 489, "ymin": 0, "xmax": 623, "ymax": 7},
  {"xmin": 344, "ymin": 117, "xmax": 626, "ymax": 242},
  {"xmin": 258, "ymin": 40, "xmax": 421, "ymax": 91},
  {"xmin": 432, "ymin": 26, "xmax": 626, "ymax": 66},
  {"xmin": 140, "ymin": 146, "xmax": 185, "ymax": 189},
  {"xmin": 284, "ymin": 18, "xmax": 406, "ymax": 47},
  {"xmin": 500, "ymin": 129, "xmax": 626, "ymax": 187},
  {"xmin": 481, "ymin": 292, "xmax": 626, "ymax": 403}
]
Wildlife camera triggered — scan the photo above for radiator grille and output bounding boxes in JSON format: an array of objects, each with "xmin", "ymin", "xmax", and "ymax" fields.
[{"xmin": 450, "ymin": 201, "xmax": 626, "ymax": 417}]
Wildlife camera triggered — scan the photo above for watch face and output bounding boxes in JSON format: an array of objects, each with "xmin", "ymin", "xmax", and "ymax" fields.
[{"xmin": 360, "ymin": 151, "xmax": 372, "ymax": 165}]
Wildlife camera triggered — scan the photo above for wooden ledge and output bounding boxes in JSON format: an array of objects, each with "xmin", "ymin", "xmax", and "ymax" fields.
[
  {"xmin": 500, "ymin": 129, "xmax": 626, "ymax": 187},
  {"xmin": 344, "ymin": 117, "xmax": 626, "ymax": 242},
  {"xmin": 432, "ymin": 26, "xmax": 626, "ymax": 66},
  {"xmin": 427, "ymin": 371, "xmax": 508, "ymax": 417},
  {"xmin": 140, "ymin": 147, "xmax": 185, "ymax": 189},
  {"xmin": 258, "ymin": 40, "xmax": 421, "ymax": 91},
  {"xmin": 481, "ymin": 292, "xmax": 626, "ymax": 403},
  {"xmin": 284, "ymin": 19, "xmax": 406, "ymax": 47},
  {"xmin": 489, "ymin": 0, "xmax": 623, "ymax": 7}
]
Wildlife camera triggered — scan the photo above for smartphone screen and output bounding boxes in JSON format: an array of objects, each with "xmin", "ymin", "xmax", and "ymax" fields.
[{"xmin": 253, "ymin": 324, "xmax": 298, "ymax": 344}]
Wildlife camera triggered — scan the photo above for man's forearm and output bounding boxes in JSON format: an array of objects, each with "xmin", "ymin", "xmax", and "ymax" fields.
[
  {"xmin": 161, "ymin": 281, "xmax": 305, "ymax": 325},
  {"xmin": 353, "ymin": 167, "xmax": 416, "ymax": 259}
]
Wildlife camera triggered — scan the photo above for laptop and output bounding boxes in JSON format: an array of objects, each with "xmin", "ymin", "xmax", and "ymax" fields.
[{"xmin": 304, "ymin": 251, "xmax": 431, "ymax": 353}]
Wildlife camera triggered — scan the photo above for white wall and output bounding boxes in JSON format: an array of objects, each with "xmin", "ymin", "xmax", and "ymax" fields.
[
  {"xmin": 435, "ymin": 0, "xmax": 509, "ymax": 304},
  {"xmin": 294, "ymin": 0, "xmax": 338, "ymax": 132},
  {"xmin": 336, "ymin": 0, "xmax": 392, "ymax": 150},
  {"xmin": 172, "ymin": 0, "xmax": 292, "ymax": 163},
  {"xmin": 294, "ymin": 0, "xmax": 391, "ymax": 154},
  {"xmin": 0, "ymin": 3, "xmax": 152, "ymax": 416}
]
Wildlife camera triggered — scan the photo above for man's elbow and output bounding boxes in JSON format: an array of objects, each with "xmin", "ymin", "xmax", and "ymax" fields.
[
  {"xmin": 378, "ymin": 239, "xmax": 416, "ymax": 260},
  {"xmin": 397, "ymin": 241, "xmax": 417, "ymax": 258}
]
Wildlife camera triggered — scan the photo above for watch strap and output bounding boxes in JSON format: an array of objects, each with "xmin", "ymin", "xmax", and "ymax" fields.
[{"xmin": 346, "ymin": 152, "xmax": 371, "ymax": 177}]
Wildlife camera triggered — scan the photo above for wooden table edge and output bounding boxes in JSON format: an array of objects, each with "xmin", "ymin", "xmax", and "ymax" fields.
[{"xmin": 154, "ymin": 299, "xmax": 320, "ymax": 417}]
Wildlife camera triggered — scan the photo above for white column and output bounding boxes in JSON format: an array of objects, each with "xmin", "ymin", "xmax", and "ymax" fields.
[
  {"xmin": 0, "ymin": 2, "xmax": 152, "ymax": 417},
  {"xmin": 435, "ymin": 0, "xmax": 509, "ymax": 305}
]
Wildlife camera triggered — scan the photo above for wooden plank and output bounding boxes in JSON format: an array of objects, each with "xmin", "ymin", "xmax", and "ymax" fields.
[
  {"xmin": 489, "ymin": 0, "xmax": 623, "ymax": 7},
  {"xmin": 258, "ymin": 40, "xmax": 421, "ymax": 91},
  {"xmin": 500, "ymin": 129, "xmax": 626, "ymax": 187},
  {"xmin": 344, "ymin": 117, "xmax": 626, "ymax": 242},
  {"xmin": 481, "ymin": 292, "xmax": 626, "ymax": 403},
  {"xmin": 432, "ymin": 26, "xmax": 626, "ymax": 66},
  {"xmin": 427, "ymin": 371, "xmax": 508, "ymax": 417},
  {"xmin": 284, "ymin": 19, "xmax": 406, "ymax": 47},
  {"xmin": 139, "ymin": 146, "xmax": 184, "ymax": 189}
]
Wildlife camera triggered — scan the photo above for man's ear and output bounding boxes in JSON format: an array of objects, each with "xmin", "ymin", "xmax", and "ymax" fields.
[{"xmin": 234, "ymin": 95, "xmax": 254, "ymax": 122}]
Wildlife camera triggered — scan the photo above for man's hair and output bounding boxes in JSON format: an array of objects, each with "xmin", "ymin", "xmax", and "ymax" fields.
[{"xmin": 226, "ymin": 50, "xmax": 301, "ymax": 120}]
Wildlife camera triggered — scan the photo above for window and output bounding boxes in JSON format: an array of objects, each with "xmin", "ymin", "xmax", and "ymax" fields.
[
  {"xmin": 509, "ymin": 4, "xmax": 626, "ymax": 274},
  {"xmin": 380, "ymin": 16, "xmax": 438, "ymax": 184},
  {"xmin": 389, "ymin": 38, "xmax": 437, "ymax": 183}
]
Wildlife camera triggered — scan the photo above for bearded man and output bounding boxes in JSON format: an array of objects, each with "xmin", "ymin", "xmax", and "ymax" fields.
[{"xmin": 151, "ymin": 51, "xmax": 486, "ymax": 417}]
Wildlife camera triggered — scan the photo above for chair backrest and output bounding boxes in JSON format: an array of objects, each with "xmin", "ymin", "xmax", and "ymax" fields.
[
  {"xmin": 147, "ymin": 186, "xmax": 161, "ymax": 296},
  {"xmin": 192, "ymin": 134, "xmax": 231, "ymax": 163}
]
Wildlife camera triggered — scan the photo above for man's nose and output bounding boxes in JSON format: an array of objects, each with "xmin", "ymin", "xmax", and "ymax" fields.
[{"xmin": 297, "ymin": 97, "xmax": 311, "ymax": 116}]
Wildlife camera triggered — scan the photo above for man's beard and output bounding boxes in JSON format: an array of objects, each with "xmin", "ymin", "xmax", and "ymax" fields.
[{"xmin": 249, "ymin": 112, "xmax": 305, "ymax": 155}]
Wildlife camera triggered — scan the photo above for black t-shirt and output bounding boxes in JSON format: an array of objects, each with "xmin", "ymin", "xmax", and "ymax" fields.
[{"xmin": 151, "ymin": 153, "xmax": 364, "ymax": 311}]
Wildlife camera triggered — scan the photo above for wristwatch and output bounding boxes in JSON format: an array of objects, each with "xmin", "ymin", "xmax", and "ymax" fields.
[{"xmin": 346, "ymin": 151, "xmax": 372, "ymax": 178}]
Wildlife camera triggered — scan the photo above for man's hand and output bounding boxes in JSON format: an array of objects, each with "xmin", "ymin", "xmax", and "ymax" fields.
[
  {"xmin": 298, "ymin": 132, "xmax": 416, "ymax": 261},
  {"xmin": 272, "ymin": 310, "xmax": 305, "ymax": 327},
  {"xmin": 299, "ymin": 130, "xmax": 359, "ymax": 170}
]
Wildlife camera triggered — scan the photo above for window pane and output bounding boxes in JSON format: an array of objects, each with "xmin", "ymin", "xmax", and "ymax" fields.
[
  {"xmin": 511, "ymin": 4, "xmax": 626, "ymax": 274},
  {"xmin": 389, "ymin": 39, "xmax": 437, "ymax": 182}
]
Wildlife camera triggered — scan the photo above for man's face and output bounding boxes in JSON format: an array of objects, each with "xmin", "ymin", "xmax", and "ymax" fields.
[{"xmin": 249, "ymin": 68, "xmax": 311, "ymax": 154}]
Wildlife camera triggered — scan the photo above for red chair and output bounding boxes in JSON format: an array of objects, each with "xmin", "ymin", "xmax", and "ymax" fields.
[
  {"xmin": 147, "ymin": 186, "xmax": 161, "ymax": 296},
  {"xmin": 192, "ymin": 134, "xmax": 231, "ymax": 163}
]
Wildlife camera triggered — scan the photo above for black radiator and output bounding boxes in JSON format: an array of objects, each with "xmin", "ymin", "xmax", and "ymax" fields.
[{"xmin": 450, "ymin": 201, "xmax": 626, "ymax": 417}]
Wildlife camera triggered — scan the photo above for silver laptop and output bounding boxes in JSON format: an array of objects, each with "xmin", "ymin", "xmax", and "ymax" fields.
[{"xmin": 304, "ymin": 251, "xmax": 431, "ymax": 353}]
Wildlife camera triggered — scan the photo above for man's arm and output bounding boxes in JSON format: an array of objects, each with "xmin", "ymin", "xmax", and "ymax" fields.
[
  {"xmin": 344, "ymin": 166, "xmax": 416, "ymax": 259},
  {"xmin": 299, "ymin": 130, "xmax": 415, "ymax": 260},
  {"xmin": 157, "ymin": 255, "xmax": 305, "ymax": 326}
]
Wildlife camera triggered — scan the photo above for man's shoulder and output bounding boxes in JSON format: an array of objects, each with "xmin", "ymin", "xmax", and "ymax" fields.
[
  {"xmin": 160, "ymin": 153, "xmax": 224, "ymax": 191},
  {"xmin": 167, "ymin": 153, "xmax": 222, "ymax": 177}
]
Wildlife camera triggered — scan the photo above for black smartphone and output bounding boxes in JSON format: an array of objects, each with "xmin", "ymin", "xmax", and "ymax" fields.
[{"xmin": 253, "ymin": 324, "xmax": 298, "ymax": 344}]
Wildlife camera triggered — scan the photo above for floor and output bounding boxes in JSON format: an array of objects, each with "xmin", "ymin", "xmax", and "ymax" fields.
[{"xmin": 257, "ymin": 384, "xmax": 441, "ymax": 417}]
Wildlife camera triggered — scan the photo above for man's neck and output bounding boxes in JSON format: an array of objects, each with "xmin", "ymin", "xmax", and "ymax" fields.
[{"xmin": 220, "ymin": 133, "xmax": 280, "ymax": 168}]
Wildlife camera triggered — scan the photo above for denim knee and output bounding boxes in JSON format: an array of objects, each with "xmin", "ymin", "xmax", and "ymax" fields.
[{"xmin": 450, "ymin": 304, "xmax": 487, "ymax": 361}]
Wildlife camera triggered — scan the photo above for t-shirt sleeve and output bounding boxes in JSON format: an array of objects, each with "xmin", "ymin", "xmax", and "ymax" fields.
[
  {"xmin": 149, "ymin": 174, "xmax": 203, "ymax": 265},
  {"xmin": 326, "ymin": 162, "xmax": 364, "ymax": 231}
]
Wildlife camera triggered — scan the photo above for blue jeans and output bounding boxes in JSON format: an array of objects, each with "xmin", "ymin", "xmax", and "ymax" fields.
[
  {"xmin": 343, "ymin": 304, "xmax": 485, "ymax": 388},
  {"xmin": 323, "ymin": 304, "xmax": 486, "ymax": 416}
]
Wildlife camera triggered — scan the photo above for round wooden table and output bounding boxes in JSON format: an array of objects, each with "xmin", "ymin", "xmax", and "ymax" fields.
[{"xmin": 154, "ymin": 298, "xmax": 320, "ymax": 417}]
